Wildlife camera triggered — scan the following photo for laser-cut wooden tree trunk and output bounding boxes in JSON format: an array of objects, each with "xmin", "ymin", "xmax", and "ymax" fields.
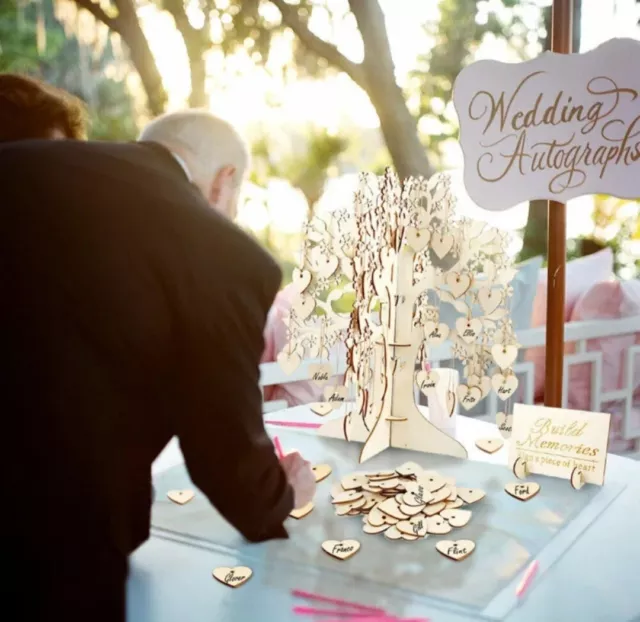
[{"xmin": 279, "ymin": 169, "xmax": 519, "ymax": 463}]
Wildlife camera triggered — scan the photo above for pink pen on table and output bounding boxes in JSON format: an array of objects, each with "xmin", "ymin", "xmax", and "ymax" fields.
[
  {"xmin": 265, "ymin": 420, "xmax": 322, "ymax": 430},
  {"xmin": 291, "ymin": 590, "xmax": 384, "ymax": 614},
  {"xmin": 516, "ymin": 560, "xmax": 539, "ymax": 598},
  {"xmin": 293, "ymin": 607, "xmax": 382, "ymax": 618},
  {"xmin": 273, "ymin": 435, "xmax": 285, "ymax": 460}
]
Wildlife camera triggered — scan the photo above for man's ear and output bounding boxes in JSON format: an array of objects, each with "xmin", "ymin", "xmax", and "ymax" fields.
[{"xmin": 208, "ymin": 165, "xmax": 236, "ymax": 214}]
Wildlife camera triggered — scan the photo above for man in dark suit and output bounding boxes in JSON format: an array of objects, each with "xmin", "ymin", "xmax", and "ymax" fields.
[{"xmin": 2, "ymin": 113, "xmax": 315, "ymax": 621}]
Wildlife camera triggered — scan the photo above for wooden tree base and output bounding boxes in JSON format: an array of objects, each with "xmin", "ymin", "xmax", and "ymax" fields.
[{"xmin": 317, "ymin": 403, "xmax": 468, "ymax": 463}]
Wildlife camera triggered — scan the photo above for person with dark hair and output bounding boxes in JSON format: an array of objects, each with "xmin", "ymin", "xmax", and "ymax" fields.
[{"xmin": 0, "ymin": 72, "xmax": 87, "ymax": 141}]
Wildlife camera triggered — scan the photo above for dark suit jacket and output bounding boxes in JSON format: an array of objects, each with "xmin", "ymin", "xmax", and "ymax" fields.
[{"xmin": 1, "ymin": 140, "xmax": 293, "ymax": 581}]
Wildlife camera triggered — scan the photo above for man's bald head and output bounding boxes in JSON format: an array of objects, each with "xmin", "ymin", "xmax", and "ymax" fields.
[{"xmin": 139, "ymin": 110, "xmax": 249, "ymax": 219}]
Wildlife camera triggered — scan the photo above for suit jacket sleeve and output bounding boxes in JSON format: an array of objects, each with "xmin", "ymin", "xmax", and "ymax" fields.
[{"xmin": 170, "ymin": 212, "xmax": 293, "ymax": 542}]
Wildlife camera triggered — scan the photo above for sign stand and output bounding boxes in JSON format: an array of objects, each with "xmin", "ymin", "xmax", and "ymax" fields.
[{"xmin": 545, "ymin": 0, "xmax": 573, "ymax": 408}]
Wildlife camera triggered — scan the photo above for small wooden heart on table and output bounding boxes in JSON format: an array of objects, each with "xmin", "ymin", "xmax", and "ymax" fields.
[
  {"xmin": 310, "ymin": 402, "xmax": 333, "ymax": 416},
  {"xmin": 322, "ymin": 539, "xmax": 361, "ymax": 560},
  {"xmin": 496, "ymin": 412, "xmax": 513, "ymax": 438},
  {"xmin": 312, "ymin": 464, "xmax": 332, "ymax": 483},
  {"xmin": 331, "ymin": 490, "xmax": 363, "ymax": 505},
  {"xmin": 436, "ymin": 539, "xmax": 476, "ymax": 561},
  {"xmin": 441, "ymin": 509, "xmax": 472, "ymax": 528},
  {"xmin": 426, "ymin": 516, "xmax": 452, "ymax": 535},
  {"xmin": 167, "ymin": 490, "xmax": 195, "ymax": 505},
  {"xmin": 456, "ymin": 488, "xmax": 486, "ymax": 505},
  {"xmin": 505, "ymin": 481, "xmax": 541, "ymax": 501},
  {"xmin": 291, "ymin": 267, "xmax": 312, "ymax": 293},
  {"xmin": 341, "ymin": 474, "xmax": 368, "ymax": 490},
  {"xmin": 475, "ymin": 437, "xmax": 504, "ymax": 454},
  {"xmin": 289, "ymin": 501, "xmax": 314, "ymax": 519},
  {"xmin": 212, "ymin": 566, "xmax": 253, "ymax": 588},
  {"xmin": 397, "ymin": 515, "xmax": 429, "ymax": 538}
]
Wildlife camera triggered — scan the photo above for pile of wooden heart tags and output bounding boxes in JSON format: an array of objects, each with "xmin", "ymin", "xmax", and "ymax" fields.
[{"xmin": 330, "ymin": 461, "xmax": 483, "ymax": 561}]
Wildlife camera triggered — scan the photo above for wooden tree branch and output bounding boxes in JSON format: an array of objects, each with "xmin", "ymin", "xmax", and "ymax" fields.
[
  {"xmin": 72, "ymin": 0, "xmax": 120, "ymax": 31},
  {"xmin": 269, "ymin": 0, "xmax": 365, "ymax": 87}
]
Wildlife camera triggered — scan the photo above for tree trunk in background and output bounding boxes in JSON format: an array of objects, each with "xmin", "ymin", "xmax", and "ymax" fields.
[
  {"xmin": 348, "ymin": 0, "xmax": 435, "ymax": 180},
  {"xmin": 520, "ymin": 1, "xmax": 581, "ymax": 263},
  {"xmin": 72, "ymin": 0, "xmax": 167, "ymax": 115},
  {"xmin": 162, "ymin": 0, "xmax": 211, "ymax": 108}
]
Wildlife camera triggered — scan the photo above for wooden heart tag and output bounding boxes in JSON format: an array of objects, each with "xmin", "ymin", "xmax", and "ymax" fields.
[
  {"xmin": 292, "ymin": 268, "xmax": 312, "ymax": 293},
  {"xmin": 212, "ymin": 566, "xmax": 252, "ymax": 588},
  {"xmin": 277, "ymin": 350, "xmax": 301, "ymax": 375},
  {"xmin": 456, "ymin": 488, "xmax": 486, "ymax": 505},
  {"xmin": 491, "ymin": 344, "xmax": 518, "ymax": 369},
  {"xmin": 440, "ymin": 509, "xmax": 472, "ymax": 528},
  {"xmin": 290, "ymin": 502, "xmax": 314, "ymax": 519},
  {"xmin": 432, "ymin": 233, "xmax": 454, "ymax": 258},
  {"xmin": 309, "ymin": 363, "xmax": 333, "ymax": 386},
  {"xmin": 324, "ymin": 385, "xmax": 348, "ymax": 408},
  {"xmin": 436, "ymin": 539, "xmax": 475, "ymax": 561},
  {"xmin": 456, "ymin": 318, "xmax": 483, "ymax": 344},
  {"xmin": 310, "ymin": 402, "xmax": 333, "ymax": 416},
  {"xmin": 312, "ymin": 464, "xmax": 332, "ymax": 483},
  {"xmin": 457, "ymin": 384, "xmax": 483, "ymax": 411},
  {"xmin": 167, "ymin": 490, "xmax": 195, "ymax": 505},
  {"xmin": 492, "ymin": 373, "xmax": 519, "ymax": 401},
  {"xmin": 322, "ymin": 539, "xmax": 361, "ymax": 561},
  {"xmin": 505, "ymin": 482, "xmax": 541, "ymax": 501},
  {"xmin": 415, "ymin": 370, "xmax": 440, "ymax": 396},
  {"xmin": 496, "ymin": 412, "xmax": 513, "ymax": 438},
  {"xmin": 475, "ymin": 437, "xmax": 504, "ymax": 454}
]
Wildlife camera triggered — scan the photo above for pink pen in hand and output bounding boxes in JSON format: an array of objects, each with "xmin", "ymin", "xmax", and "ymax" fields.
[
  {"xmin": 273, "ymin": 435, "xmax": 285, "ymax": 460},
  {"xmin": 516, "ymin": 560, "xmax": 539, "ymax": 598}
]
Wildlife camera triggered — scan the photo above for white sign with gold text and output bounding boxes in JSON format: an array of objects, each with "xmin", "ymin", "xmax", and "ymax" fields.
[
  {"xmin": 453, "ymin": 38, "xmax": 640, "ymax": 211},
  {"xmin": 509, "ymin": 404, "xmax": 611, "ymax": 486}
]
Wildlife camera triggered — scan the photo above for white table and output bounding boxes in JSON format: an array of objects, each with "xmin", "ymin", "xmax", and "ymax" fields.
[{"xmin": 134, "ymin": 406, "xmax": 640, "ymax": 622}]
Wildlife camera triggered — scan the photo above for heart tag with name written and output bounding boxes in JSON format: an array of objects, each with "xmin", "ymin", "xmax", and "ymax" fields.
[
  {"xmin": 167, "ymin": 490, "xmax": 195, "ymax": 505},
  {"xmin": 457, "ymin": 384, "xmax": 483, "ymax": 411},
  {"xmin": 415, "ymin": 369, "xmax": 440, "ymax": 396},
  {"xmin": 424, "ymin": 322, "xmax": 450, "ymax": 346},
  {"xmin": 212, "ymin": 566, "xmax": 253, "ymax": 588},
  {"xmin": 436, "ymin": 539, "xmax": 476, "ymax": 561},
  {"xmin": 308, "ymin": 363, "xmax": 333, "ymax": 386},
  {"xmin": 322, "ymin": 539, "xmax": 361, "ymax": 561},
  {"xmin": 505, "ymin": 481, "xmax": 541, "ymax": 501},
  {"xmin": 324, "ymin": 385, "xmax": 348, "ymax": 408},
  {"xmin": 496, "ymin": 412, "xmax": 513, "ymax": 438},
  {"xmin": 492, "ymin": 373, "xmax": 519, "ymax": 401},
  {"xmin": 456, "ymin": 318, "xmax": 483, "ymax": 344}
]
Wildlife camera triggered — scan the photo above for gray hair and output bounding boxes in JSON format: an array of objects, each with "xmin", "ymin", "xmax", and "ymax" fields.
[{"xmin": 139, "ymin": 110, "xmax": 250, "ymax": 192}]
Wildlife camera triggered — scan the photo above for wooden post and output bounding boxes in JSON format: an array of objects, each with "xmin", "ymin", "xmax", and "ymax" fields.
[{"xmin": 545, "ymin": 0, "xmax": 574, "ymax": 407}]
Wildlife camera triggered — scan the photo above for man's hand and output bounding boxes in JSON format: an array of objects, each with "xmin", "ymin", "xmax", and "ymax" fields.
[{"xmin": 279, "ymin": 451, "xmax": 316, "ymax": 509}]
